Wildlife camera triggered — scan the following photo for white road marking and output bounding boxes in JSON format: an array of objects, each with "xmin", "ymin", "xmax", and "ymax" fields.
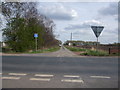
[
  {"xmin": 90, "ymin": 76, "xmax": 111, "ymax": 79},
  {"xmin": 1, "ymin": 77, "xmax": 20, "ymax": 80},
  {"xmin": 9, "ymin": 73, "xmax": 27, "ymax": 76},
  {"xmin": 61, "ymin": 79, "xmax": 84, "ymax": 83},
  {"xmin": 35, "ymin": 74, "xmax": 54, "ymax": 77},
  {"xmin": 30, "ymin": 78, "xmax": 50, "ymax": 81},
  {"xmin": 64, "ymin": 75, "xmax": 80, "ymax": 78}
]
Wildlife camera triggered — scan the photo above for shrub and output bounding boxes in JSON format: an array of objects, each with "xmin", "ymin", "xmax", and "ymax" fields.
[
  {"xmin": 81, "ymin": 50, "xmax": 109, "ymax": 56},
  {"xmin": 66, "ymin": 47, "xmax": 86, "ymax": 52}
]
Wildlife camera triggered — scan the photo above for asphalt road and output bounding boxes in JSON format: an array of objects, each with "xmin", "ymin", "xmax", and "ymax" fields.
[{"xmin": 2, "ymin": 56, "xmax": 118, "ymax": 88}]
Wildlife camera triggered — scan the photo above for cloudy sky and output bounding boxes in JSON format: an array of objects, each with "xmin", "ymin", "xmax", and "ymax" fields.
[
  {"xmin": 0, "ymin": 1, "xmax": 118, "ymax": 44},
  {"xmin": 37, "ymin": 2, "xmax": 118, "ymax": 44}
]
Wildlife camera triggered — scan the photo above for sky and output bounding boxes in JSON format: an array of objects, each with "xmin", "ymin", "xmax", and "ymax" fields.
[
  {"xmin": 36, "ymin": 2, "xmax": 118, "ymax": 44},
  {"xmin": 0, "ymin": 1, "xmax": 119, "ymax": 44}
]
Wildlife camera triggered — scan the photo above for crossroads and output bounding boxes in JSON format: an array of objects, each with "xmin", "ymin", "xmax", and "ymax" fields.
[{"xmin": 2, "ymin": 55, "xmax": 118, "ymax": 88}]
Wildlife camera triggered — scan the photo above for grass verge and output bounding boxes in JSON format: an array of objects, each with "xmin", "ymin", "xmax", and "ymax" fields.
[
  {"xmin": 66, "ymin": 46, "xmax": 109, "ymax": 56},
  {"xmin": 28, "ymin": 47, "xmax": 60, "ymax": 54},
  {"xmin": 66, "ymin": 46, "xmax": 86, "ymax": 52},
  {"xmin": 80, "ymin": 50, "xmax": 109, "ymax": 56},
  {"xmin": 2, "ymin": 46, "xmax": 60, "ymax": 54}
]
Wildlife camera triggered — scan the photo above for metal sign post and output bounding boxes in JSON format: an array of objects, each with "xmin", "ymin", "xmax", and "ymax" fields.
[
  {"xmin": 34, "ymin": 33, "xmax": 38, "ymax": 51},
  {"xmin": 91, "ymin": 26, "xmax": 104, "ymax": 51},
  {"xmin": 96, "ymin": 37, "xmax": 98, "ymax": 51}
]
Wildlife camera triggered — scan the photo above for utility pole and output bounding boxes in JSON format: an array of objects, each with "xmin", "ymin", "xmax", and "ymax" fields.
[
  {"xmin": 69, "ymin": 32, "xmax": 73, "ymax": 46},
  {"xmin": 70, "ymin": 32, "xmax": 72, "ymax": 41}
]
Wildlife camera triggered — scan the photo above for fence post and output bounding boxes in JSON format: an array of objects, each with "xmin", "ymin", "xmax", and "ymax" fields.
[{"xmin": 109, "ymin": 48, "xmax": 111, "ymax": 54}]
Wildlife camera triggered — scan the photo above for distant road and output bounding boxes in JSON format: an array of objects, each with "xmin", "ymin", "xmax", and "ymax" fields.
[
  {"xmin": 2, "ymin": 55, "xmax": 118, "ymax": 88},
  {"xmin": 2, "ymin": 46, "xmax": 77, "ymax": 57}
]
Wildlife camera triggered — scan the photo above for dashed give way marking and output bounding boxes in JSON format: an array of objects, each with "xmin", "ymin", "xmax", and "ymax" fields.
[
  {"xmin": 90, "ymin": 76, "xmax": 111, "ymax": 79},
  {"xmin": 9, "ymin": 73, "xmax": 27, "ymax": 76},
  {"xmin": 61, "ymin": 79, "xmax": 84, "ymax": 83},
  {"xmin": 64, "ymin": 75, "xmax": 80, "ymax": 78},
  {"xmin": 30, "ymin": 78, "xmax": 50, "ymax": 81},
  {"xmin": 1, "ymin": 77, "xmax": 20, "ymax": 80},
  {"xmin": 35, "ymin": 74, "xmax": 54, "ymax": 77}
]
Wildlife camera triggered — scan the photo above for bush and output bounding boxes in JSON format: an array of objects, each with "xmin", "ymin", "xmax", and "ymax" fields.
[
  {"xmin": 66, "ymin": 46, "xmax": 109, "ymax": 56},
  {"xmin": 81, "ymin": 50, "xmax": 109, "ymax": 56},
  {"xmin": 66, "ymin": 47, "xmax": 86, "ymax": 52},
  {"xmin": 28, "ymin": 46, "xmax": 60, "ymax": 54},
  {"xmin": 2, "ymin": 47, "xmax": 13, "ymax": 53}
]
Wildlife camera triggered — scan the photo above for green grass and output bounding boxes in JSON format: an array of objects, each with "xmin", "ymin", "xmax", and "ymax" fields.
[
  {"xmin": 108, "ymin": 52, "xmax": 120, "ymax": 56},
  {"xmin": 66, "ymin": 46, "xmax": 87, "ymax": 52},
  {"xmin": 66, "ymin": 46, "xmax": 109, "ymax": 56},
  {"xmin": 80, "ymin": 50, "xmax": 109, "ymax": 56}
]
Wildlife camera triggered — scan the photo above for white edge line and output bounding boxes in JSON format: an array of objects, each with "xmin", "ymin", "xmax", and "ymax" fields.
[
  {"xmin": 90, "ymin": 76, "xmax": 111, "ymax": 79},
  {"xmin": 9, "ymin": 73, "xmax": 27, "ymax": 76},
  {"xmin": 35, "ymin": 74, "xmax": 54, "ymax": 77},
  {"xmin": 64, "ymin": 75, "xmax": 80, "ymax": 78},
  {"xmin": 1, "ymin": 77, "xmax": 20, "ymax": 80},
  {"xmin": 61, "ymin": 79, "xmax": 84, "ymax": 83},
  {"xmin": 30, "ymin": 78, "xmax": 50, "ymax": 81}
]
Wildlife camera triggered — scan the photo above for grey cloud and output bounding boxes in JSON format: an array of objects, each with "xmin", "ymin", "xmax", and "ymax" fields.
[
  {"xmin": 105, "ymin": 28, "xmax": 118, "ymax": 35},
  {"xmin": 46, "ymin": 12, "xmax": 74, "ymax": 20},
  {"xmin": 65, "ymin": 24, "xmax": 89, "ymax": 30},
  {"xmin": 37, "ymin": 4, "xmax": 78, "ymax": 20},
  {"xmin": 99, "ymin": 3, "xmax": 118, "ymax": 16},
  {"xmin": 65, "ymin": 20, "xmax": 102, "ymax": 30},
  {"xmin": 73, "ymin": 30, "xmax": 90, "ymax": 36}
]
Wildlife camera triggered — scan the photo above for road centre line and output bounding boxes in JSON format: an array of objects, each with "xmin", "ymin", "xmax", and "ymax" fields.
[
  {"xmin": 61, "ymin": 79, "xmax": 84, "ymax": 83},
  {"xmin": 30, "ymin": 78, "xmax": 50, "ymax": 81},
  {"xmin": 1, "ymin": 77, "xmax": 20, "ymax": 80},
  {"xmin": 9, "ymin": 73, "xmax": 27, "ymax": 76},
  {"xmin": 90, "ymin": 76, "xmax": 111, "ymax": 79},
  {"xmin": 64, "ymin": 75, "xmax": 80, "ymax": 78},
  {"xmin": 35, "ymin": 74, "xmax": 54, "ymax": 77}
]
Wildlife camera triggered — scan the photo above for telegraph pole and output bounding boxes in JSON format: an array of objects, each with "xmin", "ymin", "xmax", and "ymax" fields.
[{"xmin": 70, "ymin": 32, "xmax": 72, "ymax": 41}]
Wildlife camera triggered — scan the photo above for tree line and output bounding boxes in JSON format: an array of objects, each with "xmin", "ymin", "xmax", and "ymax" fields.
[{"xmin": 2, "ymin": 2, "xmax": 60, "ymax": 52}]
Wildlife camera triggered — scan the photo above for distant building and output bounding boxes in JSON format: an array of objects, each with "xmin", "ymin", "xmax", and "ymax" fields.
[
  {"xmin": 68, "ymin": 42, "xmax": 72, "ymax": 46},
  {"xmin": 64, "ymin": 40, "xmax": 100, "ymax": 46}
]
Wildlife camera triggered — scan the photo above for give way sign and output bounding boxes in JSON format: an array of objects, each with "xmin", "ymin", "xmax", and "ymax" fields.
[{"xmin": 91, "ymin": 26, "xmax": 104, "ymax": 38}]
